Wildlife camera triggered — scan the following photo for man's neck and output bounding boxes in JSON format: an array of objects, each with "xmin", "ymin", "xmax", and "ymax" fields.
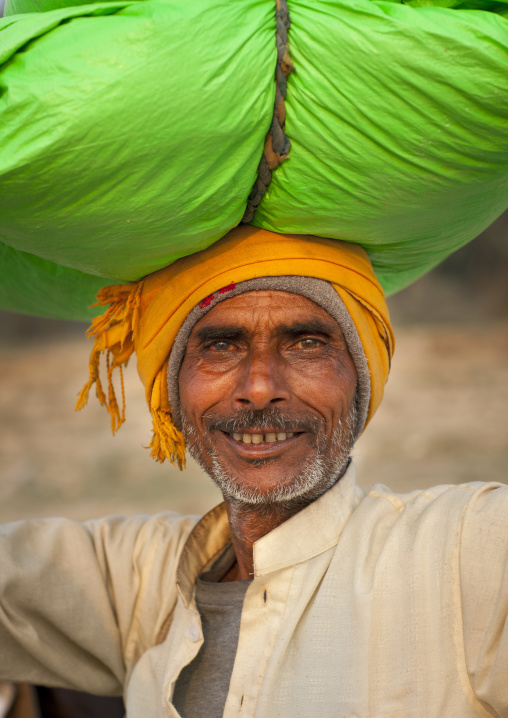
[
  {"xmin": 220, "ymin": 464, "xmax": 349, "ymax": 582},
  {"xmin": 221, "ymin": 500, "xmax": 305, "ymax": 582}
]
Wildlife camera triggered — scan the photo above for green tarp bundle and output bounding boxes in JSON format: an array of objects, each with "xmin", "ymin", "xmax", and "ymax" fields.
[{"xmin": 1, "ymin": 0, "xmax": 507, "ymax": 320}]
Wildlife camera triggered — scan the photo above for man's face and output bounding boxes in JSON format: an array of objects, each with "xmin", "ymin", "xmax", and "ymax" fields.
[{"xmin": 178, "ymin": 290, "xmax": 358, "ymax": 506}]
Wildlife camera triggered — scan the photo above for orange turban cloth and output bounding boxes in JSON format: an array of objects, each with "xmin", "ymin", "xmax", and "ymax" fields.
[{"xmin": 77, "ymin": 226, "xmax": 394, "ymax": 469}]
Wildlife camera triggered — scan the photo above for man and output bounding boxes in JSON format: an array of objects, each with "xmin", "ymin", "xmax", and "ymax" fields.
[{"xmin": 1, "ymin": 226, "xmax": 507, "ymax": 717}]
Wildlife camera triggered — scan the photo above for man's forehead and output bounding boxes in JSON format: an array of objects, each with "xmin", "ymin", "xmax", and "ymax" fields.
[{"xmin": 189, "ymin": 289, "xmax": 342, "ymax": 336}]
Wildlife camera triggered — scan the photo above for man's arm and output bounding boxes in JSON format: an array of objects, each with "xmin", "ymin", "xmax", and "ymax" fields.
[
  {"xmin": 0, "ymin": 512, "xmax": 196, "ymax": 694},
  {"xmin": 460, "ymin": 483, "xmax": 508, "ymax": 717}
]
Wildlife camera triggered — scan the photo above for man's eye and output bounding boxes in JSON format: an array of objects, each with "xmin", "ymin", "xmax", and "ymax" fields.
[
  {"xmin": 296, "ymin": 338, "xmax": 322, "ymax": 349},
  {"xmin": 208, "ymin": 341, "xmax": 233, "ymax": 352}
]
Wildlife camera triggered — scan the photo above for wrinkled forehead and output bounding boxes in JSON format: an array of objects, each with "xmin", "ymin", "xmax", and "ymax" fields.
[{"xmin": 187, "ymin": 289, "xmax": 343, "ymax": 342}]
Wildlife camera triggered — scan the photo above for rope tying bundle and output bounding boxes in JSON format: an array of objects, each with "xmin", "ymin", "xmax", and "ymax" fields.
[{"xmin": 241, "ymin": 0, "xmax": 293, "ymax": 223}]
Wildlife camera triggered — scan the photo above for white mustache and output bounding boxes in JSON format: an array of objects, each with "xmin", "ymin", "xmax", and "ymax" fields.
[{"xmin": 204, "ymin": 409, "xmax": 323, "ymax": 436}]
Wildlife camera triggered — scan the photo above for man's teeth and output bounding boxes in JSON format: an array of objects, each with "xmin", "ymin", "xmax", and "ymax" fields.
[{"xmin": 232, "ymin": 432, "xmax": 295, "ymax": 444}]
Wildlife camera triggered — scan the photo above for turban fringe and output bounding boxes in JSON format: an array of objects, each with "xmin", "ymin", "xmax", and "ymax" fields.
[{"xmin": 77, "ymin": 226, "xmax": 394, "ymax": 469}]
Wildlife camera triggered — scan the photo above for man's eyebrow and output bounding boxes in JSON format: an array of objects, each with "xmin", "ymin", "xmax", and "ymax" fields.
[
  {"xmin": 194, "ymin": 320, "xmax": 336, "ymax": 344},
  {"xmin": 275, "ymin": 320, "xmax": 335, "ymax": 337},
  {"xmin": 194, "ymin": 326, "xmax": 246, "ymax": 343}
]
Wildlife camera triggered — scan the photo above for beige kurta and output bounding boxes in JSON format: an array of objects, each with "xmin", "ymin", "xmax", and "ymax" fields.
[{"xmin": 0, "ymin": 463, "xmax": 507, "ymax": 717}]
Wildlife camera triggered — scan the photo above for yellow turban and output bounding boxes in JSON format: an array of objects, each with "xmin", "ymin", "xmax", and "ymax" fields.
[{"xmin": 77, "ymin": 226, "xmax": 394, "ymax": 468}]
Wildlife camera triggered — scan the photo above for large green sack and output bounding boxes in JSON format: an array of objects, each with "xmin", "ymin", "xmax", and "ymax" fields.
[{"xmin": 1, "ymin": 0, "xmax": 507, "ymax": 319}]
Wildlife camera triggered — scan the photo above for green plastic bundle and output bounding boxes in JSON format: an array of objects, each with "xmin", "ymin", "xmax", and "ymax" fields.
[{"xmin": 1, "ymin": 0, "xmax": 507, "ymax": 319}]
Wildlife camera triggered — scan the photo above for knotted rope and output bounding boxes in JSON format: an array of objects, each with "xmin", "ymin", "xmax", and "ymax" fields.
[{"xmin": 241, "ymin": 0, "xmax": 294, "ymax": 223}]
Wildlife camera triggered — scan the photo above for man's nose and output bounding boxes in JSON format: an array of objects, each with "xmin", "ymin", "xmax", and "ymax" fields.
[{"xmin": 232, "ymin": 347, "xmax": 291, "ymax": 410}]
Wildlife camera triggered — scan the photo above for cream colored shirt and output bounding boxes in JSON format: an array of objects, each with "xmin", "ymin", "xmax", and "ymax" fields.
[{"xmin": 0, "ymin": 464, "xmax": 507, "ymax": 717}]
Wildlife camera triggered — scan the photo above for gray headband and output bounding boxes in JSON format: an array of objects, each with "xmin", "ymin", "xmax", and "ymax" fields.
[{"xmin": 167, "ymin": 276, "xmax": 371, "ymax": 441}]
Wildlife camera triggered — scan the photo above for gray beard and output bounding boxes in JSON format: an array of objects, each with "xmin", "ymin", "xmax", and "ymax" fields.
[{"xmin": 182, "ymin": 404, "xmax": 357, "ymax": 510}]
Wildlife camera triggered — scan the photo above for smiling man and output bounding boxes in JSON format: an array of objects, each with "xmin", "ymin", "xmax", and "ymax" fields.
[
  {"xmin": 1, "ymin": 226, "xmax": 507, "ymax": 718},
  {"xmin": 178, "ymin": 289, "xmax": 359, "ymax": 585}
]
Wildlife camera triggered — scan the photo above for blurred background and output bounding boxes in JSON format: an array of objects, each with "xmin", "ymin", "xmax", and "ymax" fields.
[{"xmin": 0, "ymin": 212, "xmax": 507, "ymax": 523}]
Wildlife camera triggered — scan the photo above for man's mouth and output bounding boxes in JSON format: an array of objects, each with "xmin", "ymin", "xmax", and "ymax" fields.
[{"xmin": 229, "ymin": 431, "xmax": 297, "ymax": 445}]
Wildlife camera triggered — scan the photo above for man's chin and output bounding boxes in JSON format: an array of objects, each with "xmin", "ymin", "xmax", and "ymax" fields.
[
  {"xmin": 206, "ymin": 452, "xmax": 345, "ymax": 508},
  {"xmin": 183, "ymin": 407, "xmax": 357, "ymax": 507}
]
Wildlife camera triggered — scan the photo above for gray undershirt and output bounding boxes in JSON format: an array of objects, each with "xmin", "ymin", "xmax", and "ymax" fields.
[{"xmin": 172, "ymin": 545, "xmax": 251, "ymax": 718}]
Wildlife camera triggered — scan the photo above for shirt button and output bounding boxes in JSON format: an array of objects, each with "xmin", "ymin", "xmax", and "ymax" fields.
[{"xmin": 189, "ymin": 626, "xmax": 200, "ymax": 642}]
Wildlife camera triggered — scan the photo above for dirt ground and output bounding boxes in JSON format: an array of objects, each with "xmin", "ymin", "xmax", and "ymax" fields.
[{"xmin": 0, "ymin": 323, "xmax": 507, "ymax": 523}]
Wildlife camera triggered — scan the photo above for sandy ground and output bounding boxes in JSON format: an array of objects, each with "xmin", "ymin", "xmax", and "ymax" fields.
[{"xmin": 0, "ymin": 324, "xmax": 507, "ymax": 523}]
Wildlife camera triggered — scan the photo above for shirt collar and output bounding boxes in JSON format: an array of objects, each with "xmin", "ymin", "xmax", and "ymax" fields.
[
  {"xmin": 253, "ymin": 462, "xmax": 361, "ymax": 575},
  {"xmin": 176, "ymin": 462, "xmax": 361, "ymax": 605},
  {"xmin": 176, "ymin": 502, "xmax": 231, "ymax": 607}
]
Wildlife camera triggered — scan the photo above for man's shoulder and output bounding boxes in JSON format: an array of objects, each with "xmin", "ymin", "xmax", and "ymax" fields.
[
  {"xmin": 358, "ymin": 481, "xmax": 508, "ymax": 538},
  {"xmin": 1, "ymin": 510, "xmax": 202, "ymax": 574},
  {"xmin": 338, "ymin": 479, "xmax": 508, "ymax": 601},
  {"xmin": 363, "ymin": 479, "xmax": 507, "ymax": 516},
  {"xmin": 85, "ymin": 510, "xmax": 201, "ymax": 542},
  {"xmin": 81, "ymin": 510, "xmax": 202, "ymax": 570}
]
